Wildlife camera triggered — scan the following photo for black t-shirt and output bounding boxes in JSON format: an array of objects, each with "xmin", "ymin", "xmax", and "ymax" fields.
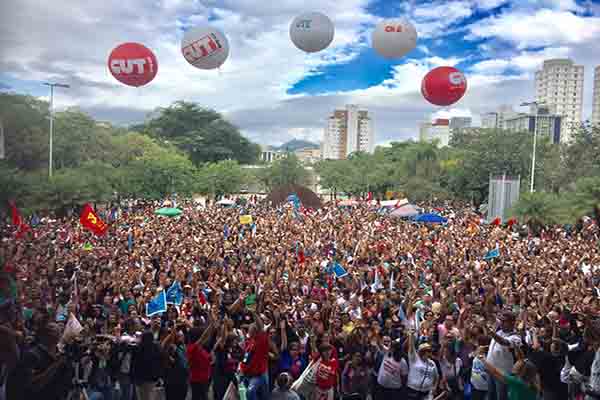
[
  {"xmin": 529, "ymin": 350, "xmax": 568, "ymax": 395},
  {"xmin": 7, "ymin": 344, "xmax": 72, "ymax": 400}
]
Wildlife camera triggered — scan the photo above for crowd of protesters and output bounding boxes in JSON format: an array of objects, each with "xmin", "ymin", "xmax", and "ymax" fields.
[{"xmin": 1, "ymin": 196, "xmax": 600, "ymax": 400}]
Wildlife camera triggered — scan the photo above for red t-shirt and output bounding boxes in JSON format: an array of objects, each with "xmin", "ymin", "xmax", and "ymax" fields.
[
  {"xmin": 240, "ymin": 331, "xmax": 269, "ymax": 376},
  {"xmin": 187, "ymin": 343, "xmax": 212, "ymax": 383},
  {"xmin": 316, "ymin": 358, "xmax": 339, "ymax": 390}
]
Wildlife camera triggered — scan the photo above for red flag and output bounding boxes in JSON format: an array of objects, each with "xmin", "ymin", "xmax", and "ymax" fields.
[
  {"xmin": 491, "ymin": 217, "xmax": 501, "ymax": 226},
  {"xmin": 366, "ymin": 192, "xmax": 373, "ymax": 201},
  {"xmin": 507, "ymin": 218, "xmax": 517, "ymax": 227},
  {"xmin": 198, "ymin": 291, "xmax": 207, "ymax": 305},
  {"xmin": 79, "ymin": 203, "xmax": 108, "ymax": 236},
  {"xmin": 9, "ymin": 202, "xmax": 31, "ymax": 239},
  {"xmin": 298, "ymin": 250, "xmax": 305, "ymax": 264},
  {"xmin": 9, "ymin": 201, "xmax": 22, "ymax": 227}
]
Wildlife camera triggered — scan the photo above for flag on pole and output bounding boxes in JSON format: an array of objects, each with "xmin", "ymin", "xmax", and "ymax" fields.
[
  {"xmin": 79, "ymin": 203, "xmax": 108, "ymax": 236},
  {"xmin": 166, "ymin": 281, "xmax": 183, "ymax": 306},
  {"xmin": 146, "ymin": 290, "xmax": 167, "ymax": 316}
]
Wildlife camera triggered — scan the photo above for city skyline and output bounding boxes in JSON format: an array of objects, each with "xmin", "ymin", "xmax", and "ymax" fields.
[{"xmin": 1, "ymin": 0, "xmax": 600, "ymax": 147}]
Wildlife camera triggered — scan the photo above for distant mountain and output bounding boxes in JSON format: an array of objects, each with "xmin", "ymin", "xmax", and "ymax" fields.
[{"xmin": 275, "ymin": 139, "xmax": 319, "ymax": 151}]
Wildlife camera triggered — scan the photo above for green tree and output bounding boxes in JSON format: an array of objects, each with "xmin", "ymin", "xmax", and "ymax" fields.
[
  {"xmin": 257, "ymin": 153, "xmax": 309, "ymax": 190},
  {"xmin": 141, "ymin": 101, "xmax": 260, "ymax": 165},
  {"xmin": 198, "ymin": 160, "xmax": 247, "ymax": 197},
  {"xmin": 510, "ymin": 192, "xmax": 568, "ymax": 232},
  {"xmin": 0, "ymin": 93, "xmax": 49, "ymax": 171}
]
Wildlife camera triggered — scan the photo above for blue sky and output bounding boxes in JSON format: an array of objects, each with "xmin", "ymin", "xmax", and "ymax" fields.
[{"xmin": 1, "ymin": 0, "xmax": 599, "ymax": 145}]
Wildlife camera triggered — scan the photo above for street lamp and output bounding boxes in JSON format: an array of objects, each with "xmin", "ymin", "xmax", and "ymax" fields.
[
  {"xmin": 43, "ymin": 82, "xmax": 70, "ymax": 178},
  {"xmin": 520, "ymin": 101, "xmax": 544, "ymax": 193}
]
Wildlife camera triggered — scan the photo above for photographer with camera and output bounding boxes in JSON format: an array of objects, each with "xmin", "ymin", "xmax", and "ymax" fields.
[{"xmin": 6, "ymin": 321, "xmax": 72, "ymax": 400}]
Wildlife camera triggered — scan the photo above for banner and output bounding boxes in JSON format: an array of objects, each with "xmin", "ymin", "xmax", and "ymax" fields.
[
  {"xmin": 239, "ymin": 215, "xmax": 253, "ymax": 225},
  {"xmin": 146, "ymin": 290, "xmax": 167, "ymax": 316},
  {"xmin": 80, "ymin": 203, "xmax": 108, "ymax": 236}
]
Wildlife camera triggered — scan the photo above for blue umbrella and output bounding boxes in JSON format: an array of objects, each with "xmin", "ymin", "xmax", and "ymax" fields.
[{"xmin": 413, "ymin": 213, "xmax": 448, "ymax": 224}]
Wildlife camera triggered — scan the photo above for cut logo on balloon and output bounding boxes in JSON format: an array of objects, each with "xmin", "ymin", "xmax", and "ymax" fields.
[
  {"xmin": 449, "ymin": 72, "xmax": 466, "ymax": 86},
  {"xmin": 107, "ymin": 42, "xmax": 158, "ymax": 87},
  {"xmin": 110, "ymin": 58, "xmax": 155, "ymax": 75},
  {"xmin": 182, "ymin": 33, "xmax": 224, "ymax": 66}
]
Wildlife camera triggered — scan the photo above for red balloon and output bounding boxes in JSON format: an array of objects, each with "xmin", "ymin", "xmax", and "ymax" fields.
[
  {"xmin": 108, "ymin": 43, "xmax": 158, "ymax": 87},
  {"xmin": 421, "ymin": 66, "xmax": 467, "ymax": 106}
]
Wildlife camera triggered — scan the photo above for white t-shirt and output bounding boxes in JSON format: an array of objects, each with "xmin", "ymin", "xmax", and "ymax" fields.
[
  {"xmin": 377, "ymin": 353, "xmax": 408, "ymax": 389},
  {"xmin": 407, "ymin": 347, "xmax": 438, "ymax": 393},
  {"xmin": 470, "ymin": 357, "xmax": 489, "ymax": 391},
  {"xmin": 439, "ymin": 357, "xmax": 462, "ymax": 381},
  {"xmin": 486, "ymin": 330, "xmax": 522, "ymax": 373}
]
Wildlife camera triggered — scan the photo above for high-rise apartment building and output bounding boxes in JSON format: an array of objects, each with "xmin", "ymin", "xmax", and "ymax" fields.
[
  {"xmin": 535, "ymin": 59, "xmax": 584, "ymax": 141},
  {"xmin": 593, "ymin": 66, "xmax": 600, "ymax": 127},
  {"xmin": 322, "ymin": 105, "xmax": 374, "ymax": 159}
]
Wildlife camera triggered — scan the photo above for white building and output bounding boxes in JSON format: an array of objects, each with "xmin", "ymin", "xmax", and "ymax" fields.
[
  {"xmin": 322, "ymin": 104, "xmax": 374, "ymax": 159},
  {"xmin": 260, "ymin": 145, "xmax": 282, "ymax": 163},
  {"xmin": 593, "ymin": 66, "xmax": 600, "ymax": 127},
  {"xmin": 481, "ymin": 105, "xmax": 516, "ymax": 129},
  {"xmin": 449, "ymin": 117, "xmax": 472, "ymax": 131},
  {"xmin": 419, "ymin": 119, "xmax": 450, "ymax": 147},
  {"xmin": 504, "ymin": 105, "xmax": 562, "ymax": 144},
  {"xmin": 295, "ymin": 147, "xmax": 321, "ymax": 164},
  {"xmin": 535, "ymin": 59, "xmax": 584, "ymax": 141}
]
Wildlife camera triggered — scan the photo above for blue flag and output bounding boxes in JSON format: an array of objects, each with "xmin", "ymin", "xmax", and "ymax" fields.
[
  {"xmin": 224, "ymin": 224, "xmax": 229, "ymax": 239},
  {"xmin": 146, "ymin": 290, "xmax": 167, "ymax": 317},
  {"xmin": 166, "ymin": 281, "xmax": 183, "ymax": 306},
  {"xmin": 287, "ymin": 193, "xmax": 300, "ymax": 210},
  {"xmin": 127, "ymin": 231, "xmax": 133, "ymax": 251},
  {"xmin": 251, "ymin": 223, "xmax": 257, "ymax": 236},
  {"xmin": 31, "ymin": 214, "xmax": 40, "ymax": 227},
  {"xmin": 484, "ymin": 248, "xmax": 500, "ymax": 260},
  {"xmin": 333, "ymin": 262, "xmax": 348, "ymax": 278}
]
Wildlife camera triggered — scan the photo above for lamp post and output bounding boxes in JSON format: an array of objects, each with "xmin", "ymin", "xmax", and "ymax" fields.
[
  {"xmin": 43, "ymin": 82, "xmax": 70, "ymax": 178},
  {"xmin": 520, "ymin": 101, "xmax": 544, "ymax": 193}
]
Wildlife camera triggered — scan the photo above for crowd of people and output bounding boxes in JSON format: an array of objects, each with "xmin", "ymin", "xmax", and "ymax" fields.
[{"xmin": 1, "ymin": 196, "xmax": 600, "ymax": 400}]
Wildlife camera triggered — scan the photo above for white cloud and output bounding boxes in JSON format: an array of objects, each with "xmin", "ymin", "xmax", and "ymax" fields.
[
  {"xmin": 1, "ymin": 0, "xmax": 599, "ymax": 146},
  {"xmin": 468, "ymin": 9, "xmax": 600, "ymax": 49}
]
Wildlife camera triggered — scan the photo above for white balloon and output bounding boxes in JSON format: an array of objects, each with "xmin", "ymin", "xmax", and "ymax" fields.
[
  {"xmin": 290, "ymin": 12, "xmax": 335, "ymax": 53},
  {"xmin": 181, "ymin": 26, "xmax": 229, "ymax": 70},
  {"xmin": 372, "ymin": 19, "xmax": 417, "ymax": 59}
]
